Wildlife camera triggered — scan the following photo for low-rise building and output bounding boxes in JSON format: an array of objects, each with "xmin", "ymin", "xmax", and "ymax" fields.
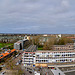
[
  {"xmin": 0, "ymin": 49, "xmax": 16, "ymax": 63},
  {"xmin": 53, "ymin": 43, "xmax": 74, "ymax": 50}
]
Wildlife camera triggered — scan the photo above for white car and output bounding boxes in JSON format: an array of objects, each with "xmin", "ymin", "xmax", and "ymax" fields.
[
  {"xmin": 1, "ymin": 64, "xmax": 5, "ymax": 67},
  {"xmin": 0, "ymin": 71, "xmax": 6, "ymax": 75},
  {"xmin": 15, "ymin": 62, "xmax": 19, "ymax": 65}
]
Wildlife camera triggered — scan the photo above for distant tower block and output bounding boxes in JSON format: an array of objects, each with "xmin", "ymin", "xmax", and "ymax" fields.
[
  {"xmin": 24, "ymin": 35, "xmax": 27, "ymax": 40},
  {"xmin": 24, "ymin": 35, "xmax": 30, "ymax": 40},
  {"xmin": 74, "ymin": 40, "xmax": 75, "ymax": 50},
  {"xmin": 72, "ymin": 39, "xmax": 75, "ymax": 50}
]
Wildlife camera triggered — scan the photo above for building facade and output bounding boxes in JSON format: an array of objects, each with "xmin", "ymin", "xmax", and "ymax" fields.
[
  {"xmin": 14, "ymin": 39, "xmax": 29, "ymax": 50},
  {"xmin": 22, "ymin": 52, "xmax": 35, "ymax": 67},
  {"xmin": 14, "ymin": 41, "xmax": 22, "ymax": 50},
  {"xmin": 22, "ymin": 50, "xmax": 75, "ymax": 67},
  {"xmin": 53, "ymin": 43, "xmax": 74, "ymax": 50},
  {"xmin": 0, "ymin": 49, "xmax": 16, "ymax": 63}
]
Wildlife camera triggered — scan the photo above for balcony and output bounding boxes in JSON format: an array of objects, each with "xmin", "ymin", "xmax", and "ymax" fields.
[
  {"xmin": 23, "ymin": 57, "xmax": 33, "ymax": 58},
  {"xmin": 24, "ymin": 60, "xmax": 33, "ymax": 61},
  {"xmin": 22, "ymin": 62, "xmax": 33, "ymax": 64}
]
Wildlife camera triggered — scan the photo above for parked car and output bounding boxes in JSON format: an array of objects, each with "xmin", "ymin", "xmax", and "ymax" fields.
[
  {"xmin": 29, "ymin": 71, "xmax": 32, "ymax": 73},
  {"xmin": 0, "ymin": 71, "xmax": 6, "ymax": 75},
  {"xmin": 1, "ymin": 64, "xmax": 5, "ymax": 67},
  {"xmin": 15, "ymin": 62, "xmax": 19, "ymax": 65}
]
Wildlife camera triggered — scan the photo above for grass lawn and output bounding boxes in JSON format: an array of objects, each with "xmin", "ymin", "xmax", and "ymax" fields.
[
  {"xmin": 0, "ymin": 43, "xmax": 13, "ymax": 48},
  {"xmin": 38, "ymin": 46, "xmax": 43, "ymax": 50}
]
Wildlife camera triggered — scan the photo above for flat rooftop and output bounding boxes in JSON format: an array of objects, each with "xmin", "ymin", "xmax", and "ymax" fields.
[{"xmin": 65, "ymin": 71, "xmax": 75, "ymax": 75}]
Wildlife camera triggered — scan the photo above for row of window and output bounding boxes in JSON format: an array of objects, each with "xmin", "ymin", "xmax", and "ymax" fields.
[
  {"xmin": 36, "ymin": 59, "xmax": 73, "ymax": 63},
  {"xmin": 36, "ymin": 57, "xmax": 75, "ymax": 60},
  {"xmin": 36, "ymin": 54, "xmax": 75, "ymax": 57},
  {"xmin": 24, "ymin": 53, "xmax": 35, "ymax": 54},
  {"xmin": 24, "ymin": 59, "xmax": 33, "ymax": 61},
  {"xmin": 41, "ymin": 52, "xmax": 72, "ymax": 54}
]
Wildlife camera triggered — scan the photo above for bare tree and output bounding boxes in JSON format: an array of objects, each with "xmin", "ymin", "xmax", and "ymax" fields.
[{"xmin": 43, "ymin": 38, "xmax": 55, "ymax": 50}]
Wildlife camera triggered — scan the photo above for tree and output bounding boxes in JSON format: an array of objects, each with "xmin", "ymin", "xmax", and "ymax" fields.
[
  {"xmin": 43, "ymin": 38, "xmax": 55, "ymax": 50},
  {"xmin": 57, "ymin": 37, "xmax": 73, "ymax": 45},
  {"xmin": 30, "ymin": 35, "xmax": 41, "ymax": 46}
]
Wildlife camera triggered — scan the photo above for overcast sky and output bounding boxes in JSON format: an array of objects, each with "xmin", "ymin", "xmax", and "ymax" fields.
[{"xmin": 0, "ymin": 0, "xmax": 75, "ymax": 34}]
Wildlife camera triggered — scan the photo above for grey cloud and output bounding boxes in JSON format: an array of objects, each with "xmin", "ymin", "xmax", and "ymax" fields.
[
  {"xmin": 0, "ymin": 0, "xmax": 75, "ymax": 34},
  {"xmin": 61, "ymin": 0, "xmax": 69, "ymax": 8}
]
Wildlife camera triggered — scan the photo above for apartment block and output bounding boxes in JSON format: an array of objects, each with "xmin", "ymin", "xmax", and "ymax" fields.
[
  {"xmin": 0, "ymin": 49, "xmax": 16, "ymax": 63},
  {"xmin": 22, "ymin": 50, "xmax": 75, "ymax": 67},
  {"xmin": 53, "ymin": 43, "xmax": 74, "ymax": 50},
  {"xmin": 14, "ymin": 39, "xmax": 29, "ymax": 50},
  {"xmin": 14, "ymin": 41, "xmax": 22, "ymax": 50},
  {"xmin": 35, "ymin": 50, "xmax": 75, "ymax": 63},
  {"xmin": 22, "ymin": 52, "xmax": 35, "ymax": 67}
]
